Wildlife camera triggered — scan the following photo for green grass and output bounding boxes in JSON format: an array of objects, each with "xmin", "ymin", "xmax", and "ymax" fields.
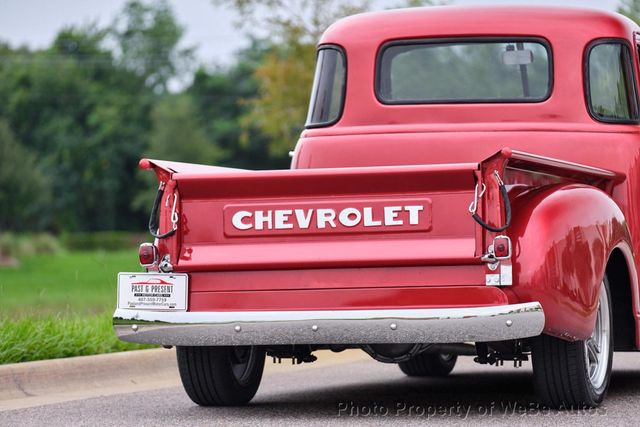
[
  {"xmin": 0, "ymin": 314, "xmax": 153, "ymax": 364},
  {"xmin": 1, "ymin": 249, "xmax": 139, "ymax": 316},
  {"xmin": 0, "ymin": 249, "xmax": 156, "ymax": 364}
]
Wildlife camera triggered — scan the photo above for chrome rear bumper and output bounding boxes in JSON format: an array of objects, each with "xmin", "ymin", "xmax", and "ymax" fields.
[{"xmin": 113, "ymin": 302, "xmax": 544, "ymax": 346}]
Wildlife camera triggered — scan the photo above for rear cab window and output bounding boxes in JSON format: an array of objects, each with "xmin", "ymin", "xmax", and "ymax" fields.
[{"xmin": 375, "ymin": 38, "xmax": 552, "ymax": 104}]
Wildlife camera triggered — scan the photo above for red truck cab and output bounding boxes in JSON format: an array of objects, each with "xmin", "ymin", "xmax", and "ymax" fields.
[{"xmin": 114, "ymin": 6, "xmax": 640, "ymax": 409}]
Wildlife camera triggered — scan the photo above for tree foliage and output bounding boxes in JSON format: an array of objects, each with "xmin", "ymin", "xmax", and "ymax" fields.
[
  {"xmin": 148, "ymin": 95, "xmax": 223, "ymax": 164},
  {"xmin": 188, "ymin": 40, "xmax": 289, "ymax": 169},
  {"xmin": 0, "ymin": 1, "xmax": 211, "ymax": 232},
  {"xmin": 0, "ymin": 120, "xmax": 50, "ymax": 231},
  {"xmin": 111, "ymin": 0, "xmax": 194, "ymax": 92},
  {"xmin": 213, "ymin": 0, "xmax": 372, "ymax": 156},
  {"xmin": 0, "ymin": 23, "xmax": 153, "ymax": 231},
  {"xmin": 0, "ymin": 0, "xmax": 447, "ymax": 233},
  {"xmin": 618, "ymin": 0, "xmax": 640, "ymax": 22},
  {"xmin": 243, "ymin": 33, "xmax": 316, "ymax": 156},
  {"xmin": 217, "ymin": 0, "xmax": 446, "ymax": 156},
  {"xmin": 216, "ymin": 0, "xmax": 372, "ymax": 42},
  {"xmin": 132, "ymin": 93, "xmax": 227, "ymax": 213}
]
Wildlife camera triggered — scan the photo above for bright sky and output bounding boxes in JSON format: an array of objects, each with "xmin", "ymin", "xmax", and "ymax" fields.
[{"xmin": 0, "ymin": 0, "xmax": 623, "ymax": 66}]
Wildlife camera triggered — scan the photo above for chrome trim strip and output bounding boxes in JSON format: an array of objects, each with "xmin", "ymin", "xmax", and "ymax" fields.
[{"xmin": 113, "ymin": 302, "xmax": 544, "ymax": 346}]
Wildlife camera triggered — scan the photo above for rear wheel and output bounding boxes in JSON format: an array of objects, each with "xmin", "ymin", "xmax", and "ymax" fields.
[
  {"xmin": 398, "ymin": 352, "xmax": 457, "ymax": 377},
  {"xmin": 532, "ymin": 277, "xmax": 613, "ymax": 408},
  {"xmin": 176, "ymin": 346, "xmax": 265, "ymax": 406}
]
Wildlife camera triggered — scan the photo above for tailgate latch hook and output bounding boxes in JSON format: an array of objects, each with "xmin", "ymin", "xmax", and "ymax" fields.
[
  {"xmin": 169, "ymin": 193, "xmax": 179, "ymax": 230},
  {"xmin": 469, "ymin": 183, "xmax": 486, "ymax": 215}
]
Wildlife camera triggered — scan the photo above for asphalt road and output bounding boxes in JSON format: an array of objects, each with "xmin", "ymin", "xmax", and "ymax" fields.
[{"xmin": 2, "ymin": 352, "xmax": 639, "ymax": 426}]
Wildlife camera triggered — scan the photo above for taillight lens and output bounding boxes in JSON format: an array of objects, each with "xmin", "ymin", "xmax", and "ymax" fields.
[
  {"xmin": 139, "ymin": 243, "xmax": 158, "ymax": 266},
  {"xmin": 493, "ymin": 236, "xmax": 511, "ymax": 258}
]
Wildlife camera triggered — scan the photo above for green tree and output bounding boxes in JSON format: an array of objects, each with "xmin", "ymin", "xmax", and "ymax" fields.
[
  {"xmin": 188, "ymin": 40, "xmax": 288, "ymax": 169},
  {"xmin": 133, "ymin": 94, "xmax": 225, "ymax": 212},
  {"xmin": 216, "ymin": 0, "xmax": 447, "ymax": 157},
  {"xmin": 217, "ymin": 0, "xmax": 372, "ymax": 42},
  {"xmin": 0, "ymin": 0, "xmax": 196, "ymax": 232},
  {"xmin": 112, "ymin": 0, "xmax": 194, "ymax": 92},
  {"xmin": 214, "ymin": 0, "xmax": 372, "ymax": 157},
  {"xmin": 0, "ymin": 120, "xmax": 50, "ymax": 231},
  {"xmin": 147, "ymin": 94, "xmax": 223, "ymax": 164},
  {"xmin": 618, "ymin": 0, "xmax": 640, "ymax": 22},
  {"xmin": 244, "ymin": 33, "xmax": 316, "ymax": 156},
  {"xmin": 0, "ymin": 24, "xmax": 150, "ymax": 231}
]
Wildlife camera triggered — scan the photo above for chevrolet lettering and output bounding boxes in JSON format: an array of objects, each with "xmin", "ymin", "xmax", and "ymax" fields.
[
  {"xmin": 231, "ymin": 205, "xmax": 424, "ymax": 230},
  {"xmin": 114, "ymin": 5, "xmax": 640, "ymax": 410},
  {"xmin": 224, "ymin": 200, "xmax": 431, "ymax": 236}
]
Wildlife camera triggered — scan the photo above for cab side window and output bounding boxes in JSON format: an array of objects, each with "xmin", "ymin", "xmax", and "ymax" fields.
[
  {"xmin": 586, "ymin": 41, "xmax": 638, "ymax": 123},
  {"xmin": 306, "ymin": 47, "xmax": 346, "ymax": 127}
]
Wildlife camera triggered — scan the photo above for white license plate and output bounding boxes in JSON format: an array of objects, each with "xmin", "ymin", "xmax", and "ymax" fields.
[{"xmin": 117, "ymin": 273, "xmax": 188, "ymax": 311}]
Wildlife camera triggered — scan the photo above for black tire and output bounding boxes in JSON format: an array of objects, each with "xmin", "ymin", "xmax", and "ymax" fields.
[
  {"xmin": 398, "ymin": 353, "xmax": 457, "ymax": 377},
  {"xmin": 532, "ymin": 277, "xmax": 613, "ymax": 409},
  {"xmin": 176, "ymin": 346, "xmax": 265, "ymax": 406}
]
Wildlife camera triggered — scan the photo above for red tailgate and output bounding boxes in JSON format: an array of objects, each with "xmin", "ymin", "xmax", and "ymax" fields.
[{"xmin": 153, "ymin": 162, "xmax": 479, "ymax": 271}]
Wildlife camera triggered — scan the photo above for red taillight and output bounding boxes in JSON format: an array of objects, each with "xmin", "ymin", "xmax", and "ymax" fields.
[
  {"xmin": 139, "ymin": 243, "xmax": 158, "ymax": 266},
  {"xmin": 493, "ymin": 236, "xmax": 511, "ymax": 258}
]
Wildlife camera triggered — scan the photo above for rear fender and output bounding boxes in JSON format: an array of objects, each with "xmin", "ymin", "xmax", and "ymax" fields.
[{"xmin": 508, "ymin": 184, "xmax": 633, "ymax": 341}]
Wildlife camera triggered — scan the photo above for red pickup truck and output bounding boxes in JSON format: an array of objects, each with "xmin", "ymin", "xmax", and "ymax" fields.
[{"xmin": 114, "ymin": 6, "xmax": 640, "ymax": 409}]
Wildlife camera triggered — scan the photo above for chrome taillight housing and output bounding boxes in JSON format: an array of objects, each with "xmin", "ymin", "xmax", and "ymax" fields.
[
  {"xmin": 493, "ymin": 235, "xmax": 512, "ymax": 259},
  {"xmin": 139, "ymin": 243, "xmax": 158, "ymax": 267}
]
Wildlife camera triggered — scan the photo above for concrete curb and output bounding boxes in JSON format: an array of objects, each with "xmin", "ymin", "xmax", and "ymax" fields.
[
  {"xmin": 0, "ymin": 348, "xmax": 179, "ymax": 411},
  {"xmin": 0, "ymin": 348, "xmax": 370, "ymax": 411}
]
